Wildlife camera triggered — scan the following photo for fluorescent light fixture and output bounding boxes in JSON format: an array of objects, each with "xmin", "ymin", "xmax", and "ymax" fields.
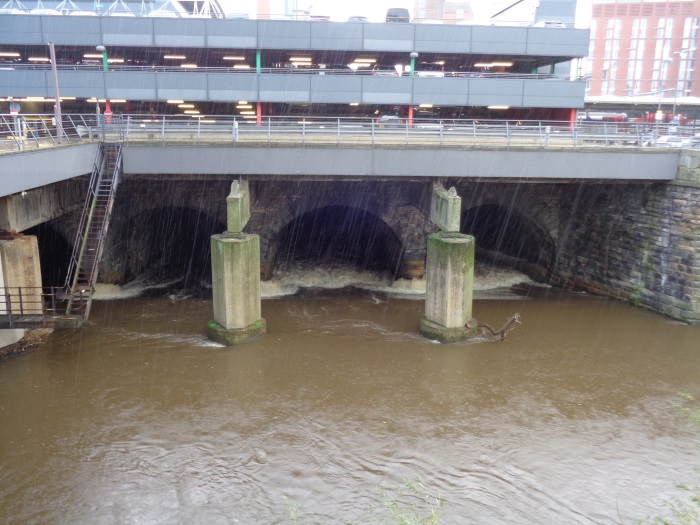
[
  {"xmin": 474, "ymin": 62, "xmax": 514, "ymax": 68},
  {"xmin": 107, "ymin": 58, "xmax": 124, "ymax": 63},
  {"xmin": 238, "ymin": 100, "xmax": 248, "ymax": 104},
  {"xmin": 98, "ymin": 99, "xmax": 107, "ymax": 103},
  {"xmin": 349, "ymin": 102, "xmax": 359, "ymax": 106},
  {"xmin": 223, "ymin": 56, "xmax": 245, "ymax": 60},
  {"xmin": 167, "ymin": 99, "xmax": 184, "ymax": 104},
  {"xmin": 60, "ymin": 97, "xmax": 76, "ymax": 100},
  {"xmin": 0, "ymin": 52, "xmax": 20, "ymax": 57},
  {"xmin": 239, "ymin": 110, "xmax": 255, "ymax": 115},
  {"xmin": 200, "ymin": 119, "xmax": 216, "ymax": 123},
  {"xmin": 233, "ymin": 64, "xmax": 250, "ymax": 69},
  {"xmin": 109, "ymin": 99, "xmax": 126, "ymax": 103},
  {"xmin": 26, "ymin": 96, "xmax": 46, "ymax": 101},
  {"xmin": 184, "ymin": 110, "xmax": 200, "ymax": 114},
  {"xmin": 289, "ymin": 56, "xmax": 312, "ymax": 61},
  {"xmin": 178, "ymin": 104, "xmax": 195, "ymax": 108},
  {"xmin": 487, "ymin": 105, "xmax": 509, "ymax": 110},
  {"xmin": 236, "ymin": 104, "xmax": 252, "ymax": 109},
  {"xmin": 180, "ymin": 63, "xmax": 197, "ymax": 68},
  {"xmin": 419, "ymin": 104, "xmax": 433, "ymax": 108},
  {"xmin": 433, "ymin": 61, "xmax": 445, "ymax": 65},
  {"xmin": 242, "ymin": 115, "xmax": 256, "ymax": 118},
  {"xmin": 354, "ymin": 58, "xmax": 376, "ymax": 63},
  {"xmin": 351, "ymin": 62, "xmax": 371, "ymax": 67},
  {"xmin": 83, "ymin": 54, "xmax": 103, "ymax": 58},
  {"xmin": 28, "ymin": 57, "xmax": 50, "ymax": 62},
  {"xmin": 164, "ymin": 55, "xmax": 186, "ymax": 59},
  {"xmin": 87, "ymin": 97, "xmax": 98, "ymax": 102}
]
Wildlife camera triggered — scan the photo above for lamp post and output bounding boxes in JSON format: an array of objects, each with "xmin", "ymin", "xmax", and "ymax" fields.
[
  {"xmin": 96, "ymin": 45, "xmax": 112, "ymax": 123},
  {"xmin": 48, "ymin": 41, "xmax": 63, "ymax": 144}
]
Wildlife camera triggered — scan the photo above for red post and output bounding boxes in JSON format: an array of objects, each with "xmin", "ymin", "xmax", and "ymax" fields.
[{"xmin": 256, "ymin": 102, "xmax": 262, "ymax": 126}]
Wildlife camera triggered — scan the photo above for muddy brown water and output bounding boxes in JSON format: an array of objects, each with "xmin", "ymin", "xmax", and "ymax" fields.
[{"xmin": 1, "ymin": 285, "xmax": 699, "ymax": 524}]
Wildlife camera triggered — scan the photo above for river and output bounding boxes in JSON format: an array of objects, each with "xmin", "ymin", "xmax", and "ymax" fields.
[{"xmin": 1, "ymin": 266, "xmax": 699, "ymax": 524}]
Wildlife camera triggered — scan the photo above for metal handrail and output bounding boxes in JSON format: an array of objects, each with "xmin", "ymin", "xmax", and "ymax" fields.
[
  {"xmin": 3, "ymin": 63, "xmax": 571, "ymax": 79},
  {"xmin": 1, "ymin": 114, "xmax": 695, "ymax": 153}
]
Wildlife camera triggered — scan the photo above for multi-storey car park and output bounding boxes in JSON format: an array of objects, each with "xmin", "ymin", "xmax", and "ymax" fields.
[{"xmin": 0, "ymin": 0, "xmax": 589, "ymax": 124}]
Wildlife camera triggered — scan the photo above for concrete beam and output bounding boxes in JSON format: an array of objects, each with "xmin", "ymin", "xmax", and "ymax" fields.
[
  {"xmin": 0, "ymin": 143, "xmax": 97, "ymax": 198},
  {"xmin": 122, "ymin": 146, "xmax": 679, "ymax": 181}
]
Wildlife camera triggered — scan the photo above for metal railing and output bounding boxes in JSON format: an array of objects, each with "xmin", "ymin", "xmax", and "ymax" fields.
[
  {"xmin": 0, "ymin": 286, "xmax": 87, "ymax": 328},
  {"xmin": 1, "ymin": 113, "xmax": 697, "ymax": 153},
  {"xmin": 0, "ymin": 113, "xmax": 107, "ymax": 153},
  {"xmin": 119, "ymin": 116, "xmax": 695, "ymax": 150},
  {"xmin": 4, "ymin": 63, "xmax": 571, "ymax": 80}
]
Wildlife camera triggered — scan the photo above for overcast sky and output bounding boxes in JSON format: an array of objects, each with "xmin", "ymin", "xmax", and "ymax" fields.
[{"xmin": 228, "ymin": 1, "xmax": 519, "ymax": 23}]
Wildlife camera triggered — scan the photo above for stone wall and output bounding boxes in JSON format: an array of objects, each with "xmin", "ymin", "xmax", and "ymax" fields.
[{"xmin": 551, "ymin": 153, "xmax": 700, "ymax": 323}]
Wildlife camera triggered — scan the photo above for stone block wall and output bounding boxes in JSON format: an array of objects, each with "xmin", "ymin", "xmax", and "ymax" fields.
[{"xmin": 551, "ymin": 152, "xmax": 700, "ymax": 323}]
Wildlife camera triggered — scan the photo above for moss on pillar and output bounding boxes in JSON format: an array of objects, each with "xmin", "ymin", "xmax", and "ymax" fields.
[{"xmin": 206, "ymin": 318, "xmax": 266, "ymax": 346}]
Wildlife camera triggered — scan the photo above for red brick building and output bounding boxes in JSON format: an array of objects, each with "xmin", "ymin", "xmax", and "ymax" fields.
[{"xmin": 587, "ymin": 0, "xmax": 700, "ymax": 117}]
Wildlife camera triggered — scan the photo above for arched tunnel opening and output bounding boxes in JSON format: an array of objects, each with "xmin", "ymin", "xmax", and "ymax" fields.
[
  {"xmin": 461, "ymin": 204, "xmax": 555, "ymax": 280},
  {"xmin": 272, "ymin": 205, "xmax": 404, "ymax": 279},
  {"xmin": 25, "ymin": 221, "xmax": 73, "ymax": 288},
  {"xmin": 108, "ymin": 206, "xmax": 225, "ymax": 291}
]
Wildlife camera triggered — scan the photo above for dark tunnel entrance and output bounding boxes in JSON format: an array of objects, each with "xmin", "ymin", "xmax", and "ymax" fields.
[
  {"xmin": 461, "ymin": 204, "xmax": 555, "ymax": 280},
  {"xmin": 25, "ymin": 221, "xmax": 73, "ymax": 288},
  {"xmin": 112, "ymin": 206, "xmax": 225, "ymax": 290},
  {"xmin": 272, "ymin": 205, "xmax": 404, "ymax": 279}
]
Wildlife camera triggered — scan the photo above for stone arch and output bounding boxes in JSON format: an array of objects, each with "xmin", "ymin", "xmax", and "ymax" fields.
[
  {"xmin": 461, "ymin": 202, "xmax": 556, "ymax": 281},
  {"xmin": 100, "ymin": 204, "xmax": 226, "ymax": 286},
  {"xmin": 247, "ymin": 180, "xmax": 431, "ymax": 280},
  {"xmin": 264, "ymin": 204, "xmax": 406, "ymax": 280}
]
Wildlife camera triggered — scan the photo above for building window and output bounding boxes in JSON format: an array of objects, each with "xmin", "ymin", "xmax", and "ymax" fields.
[
  {"xmin": 601, "ymin": 18, "xmax": 620, "ymax": 95},
  {"xmin": 652, "ymin": 18, "xmax": 673, "ymax": 92},
  {"xmin": 627, "ymin": 18, "xmax": 646, "ymax": 95}
]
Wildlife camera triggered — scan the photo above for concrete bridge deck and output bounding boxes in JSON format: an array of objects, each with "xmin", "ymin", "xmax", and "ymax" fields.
[{"xmin": 0, "ymin": 115, "xmax": 684, "ymax": 199}]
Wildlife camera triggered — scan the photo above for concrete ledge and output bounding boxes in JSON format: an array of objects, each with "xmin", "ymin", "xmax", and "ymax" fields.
[
  {"xmin": 419, "ymin": 316, "xmax": 478, "ymax": 343},
  {"xmin": 207, "ymin": 318, "xmax": 266, "ymax": 346}
]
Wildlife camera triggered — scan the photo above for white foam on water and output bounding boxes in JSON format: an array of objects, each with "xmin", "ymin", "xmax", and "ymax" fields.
[
  {"xmin": 261, "ymin": 262, "xmax": 533, "ymax": 299},
  {"xmin": 92, "ymin": 262, "xmax": 534, "ymax": 301},
  {"xmin": 93, "ymin": 276, "xmax": 183, "ymax": 300}
]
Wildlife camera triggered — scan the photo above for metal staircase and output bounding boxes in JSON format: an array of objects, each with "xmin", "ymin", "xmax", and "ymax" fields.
[{"xmin": 63, "ymin": 142, "xmax": 122, "ymax": 321}]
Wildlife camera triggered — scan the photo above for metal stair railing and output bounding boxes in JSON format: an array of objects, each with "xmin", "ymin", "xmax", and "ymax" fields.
[{"xmin": 64, "ymin": 142, "xmax": 122, "ymax": 319}]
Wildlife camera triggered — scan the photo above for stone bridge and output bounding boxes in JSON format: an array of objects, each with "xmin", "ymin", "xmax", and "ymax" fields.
[{"xmin": 0, "ymin": 141, "xmax": 698, "ymax": 324}]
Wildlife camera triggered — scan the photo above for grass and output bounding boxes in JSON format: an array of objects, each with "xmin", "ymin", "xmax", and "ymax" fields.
[{"xmin": 637, "ymin": 393, "xmax": 700, "ymax": 525}]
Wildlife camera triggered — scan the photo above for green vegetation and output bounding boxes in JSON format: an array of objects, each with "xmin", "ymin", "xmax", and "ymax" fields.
[
  {"xmin": 638, "ymin": 393, "xmax": 700, "ymax": 525},
  {"xmin": 378, "ymin": 475, "xmax": 443, "ymax": 525}
]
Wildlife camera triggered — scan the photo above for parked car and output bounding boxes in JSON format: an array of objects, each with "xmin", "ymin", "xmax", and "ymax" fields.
[
  {"xmin": 386, "ymin": 8, "xmax": 409, "ymax": 23},
  {"xmin": 654, "ymin": 135, "xmax": 700, "ymax": 148},
  {"xmin": 348, "ymin": 16, "xmax": 368, "ymax": 22}
]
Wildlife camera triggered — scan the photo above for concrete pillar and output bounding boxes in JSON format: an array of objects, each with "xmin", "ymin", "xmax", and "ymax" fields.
[
  {"xmin": 420, "ymin": 185, "xmax": 476, "ymax": 342},
  {"xmin": 0, "ymin": 235, "xmax": 43, "ymax": 315},
  {"xmin": 207, "ymin": 181, "xmax": 266, "ymax": 345},
  {"xmin": 0, "ymin": 235, "xmax": 42, "ymax": 350},
  {"xmin": 420, "ymin": 232, "xmax": 477, "ymax": 343}
]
